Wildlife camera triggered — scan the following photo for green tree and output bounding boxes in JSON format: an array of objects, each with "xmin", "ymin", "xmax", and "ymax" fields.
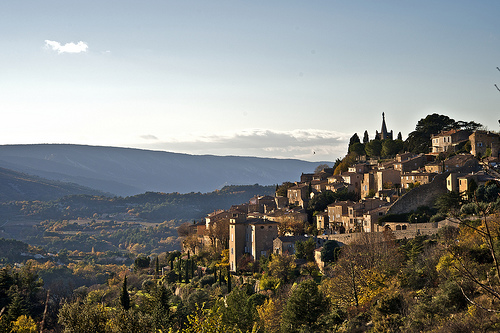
[
  {"xmin": 222, "ymin": 287, "xmax": 258, "ymax": 332},
  {"xmin": 405, "ymin": 113, "xmax": 456, "ymax": 153},
  {"xmin": 134, "ymin": 256, "xmax": 150, "ymax": 272},
  {"xmin": 365, "ymin": 139, "xmax": 383, "ymax": 157},
  {"xmin": 435, "ymin": 191, "xmax": 462, "ymax": 215},
  {"xmin": 58, "ymin": 300, "xmax": 108, "ymax": 333},
  {"xmin": 106, "ymin": 308, "xmax": 154, "ymax": 333},
  {"xmin": 321, "ymin": 240, "xmax": 341, "ymax": 263},
  {"xmin": 363, "ymin": 130, "xmax": 369, "ymax": 144},
  {"xmin": 148, "ymin": 284, "xmax": 174, "ymax": 331},
  {"xmin": 307, "ymin": 190, "xmax": 337, "ymax": 214},
  {"xmin": 182, "ymin": 303, "xmax": 234, "ymax": 333},
  {"xmin": 295, "ymin": 238, "xmax": 316, "ymax": 262},
  {"xmin": 10, "ymin": 315, "xmax": 38, "ymax": 333},
  {"xmin": 276, "ymin": 182, "xmax": 294, "ymax": 197},
  {"xmin": 266, "ymin": 254, "xmax": 297, "ymax": 283},
  {"xmin": 281, "ymin": 280, "xmax": 329, "ymax": 332},
  {"xmin": 348, "ymin": 133, "xmax": 361, "ymax": 148},
  {"xmin": 155, "ymin": 257, "xmax": 160, "ymax": 277},
  {"xmin": 381, "ymin": 139, "xmax": 404, "ymax": 158},
  {"xmin": 120, "ymin": 276, "xmax": 130, "ymax": 311},
  {"xmin": 314, "ymin": 164, "xmax": 330, "ymax": 174},
  {"xmin": 349, "ymin": 142, "xmax": 366, "ymax": 156}
]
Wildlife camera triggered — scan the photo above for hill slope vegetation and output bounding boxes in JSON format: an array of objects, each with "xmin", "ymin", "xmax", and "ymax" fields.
[{"xmin": 0, "ymin": 144, "xmax": 325, "ymax": 196}]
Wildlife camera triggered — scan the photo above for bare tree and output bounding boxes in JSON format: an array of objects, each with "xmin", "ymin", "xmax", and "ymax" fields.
[{"xmin": 495, "ymin": 67, "xmax": 500, "ymax": 92}]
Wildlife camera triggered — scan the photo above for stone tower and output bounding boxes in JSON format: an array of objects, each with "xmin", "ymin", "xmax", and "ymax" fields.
[{"xmin": 375, "ymin": 112, "xmax": 393, "ymax": 140}]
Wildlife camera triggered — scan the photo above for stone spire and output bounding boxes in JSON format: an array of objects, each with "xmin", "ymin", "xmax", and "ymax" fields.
[
  {"xmin": 376, "ymin": 112, "xmax": 393, "ymax": 140},
  {"xmin": 381, "ymin": 112, "xmax": 388, "ymax": 139}
]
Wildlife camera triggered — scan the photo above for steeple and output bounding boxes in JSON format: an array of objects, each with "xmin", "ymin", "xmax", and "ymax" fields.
[
  {"xmin": 376, "ymin": 112, "xmax": 393, "ymax": 140},
  {"xmin": 381, "ymin": 112, "xmax": 388, "ymax": 138}
]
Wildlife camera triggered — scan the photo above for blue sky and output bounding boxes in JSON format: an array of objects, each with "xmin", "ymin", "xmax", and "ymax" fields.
[{"xmin": 1, "ymin": 1, "xmax": 499, "ymax": 162}]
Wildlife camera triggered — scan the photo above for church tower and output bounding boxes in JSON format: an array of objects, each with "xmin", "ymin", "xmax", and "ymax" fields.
[{"xmin": 375, "ymin": 112, "xmax": 393, "ymax": 140}]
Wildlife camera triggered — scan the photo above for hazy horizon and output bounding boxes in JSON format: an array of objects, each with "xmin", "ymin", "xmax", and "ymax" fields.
[{"xmin": 1, "ymin": 1, "xmax": 499, "ymax": 162}]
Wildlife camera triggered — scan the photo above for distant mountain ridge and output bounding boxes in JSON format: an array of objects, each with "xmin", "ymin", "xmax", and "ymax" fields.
[
  {"xmin": 0, "ymin": 144, "xmax": 328, "ymax": 196},
  {"xmin": 0, "ymin": 166, "xmax": 106, "ymax": 202}
]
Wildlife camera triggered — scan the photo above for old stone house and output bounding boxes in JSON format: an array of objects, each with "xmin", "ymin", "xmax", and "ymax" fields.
[
  {"xmin": 469, "ymin": 131, "xmax": 500, "ymax": 158},
  {"xmin": 401, "ymin": 171, "xmax": 436, "ymax": 189},
  {"xmin": 430, "ymin": 129, "xmax": 470, "ymax": 154},
  {"xmin": 229, "ymin": 217, "xmax": 279, "ymax": 272}
]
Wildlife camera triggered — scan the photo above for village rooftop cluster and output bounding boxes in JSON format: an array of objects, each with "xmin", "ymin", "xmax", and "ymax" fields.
[{"xmin": 183, "ymin": 114, "xmax": 500, "ymax": 273}]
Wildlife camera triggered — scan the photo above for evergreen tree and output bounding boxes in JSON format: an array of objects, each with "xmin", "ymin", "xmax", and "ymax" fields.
[
  {"xmin": 281, "ymin": 280, "xmax": 329, "ymax": 332},
  {"xmin": 348, "ymin": 133, "xmax": 361, "ymax": 149},
  {"xmin": 4, "ymin": 289, "xmax": 26, "ymax": 332},
  {"xmin": 155, "ymin": 257, "xmax": 160, "ymax": 277},
  {"xmin": 397, "ymin": 131, "xmax": 403, "ymax": 141},
  {"xmin": 178, "ymin": 258, "xmax": 183, "ymax": 282},
  {"xmin": 227, "ymin": 267, "xmax": 232, "ymax": 293},
  {"xmin": 321, "ymin": 240, "xmax": 341, "ymax": 263},
  {"xmin": 120, "ymin": 276, "xmax": 130, "ymax": 310},
  {"xmin": 363, "ymin": 130, "xmax": 369, "ymax": 144},
  {"xmin": 150, "ymin": 285, "xmax": 173, "ymax": 331}
]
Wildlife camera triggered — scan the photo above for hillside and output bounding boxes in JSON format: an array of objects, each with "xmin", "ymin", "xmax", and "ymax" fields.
[
  {"xmin": 0, "ymin": 144, "xmax": 326, "ymax": 196},
  {"xmin": 0, "ymin": 166, "xmax": 106, "ymax": 202}
]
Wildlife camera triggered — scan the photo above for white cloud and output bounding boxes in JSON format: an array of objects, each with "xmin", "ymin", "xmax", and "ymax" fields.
[
  {"xmin": 44, "ymin": 40, "xmax": 88, "ymax": 54},
  {"xmin": 140, "ymin": 134, "xmax": 159, "ymax": 140},
  {"xmin": 134, "ymin": 129, "xmax": 349, "ymax": 162}
]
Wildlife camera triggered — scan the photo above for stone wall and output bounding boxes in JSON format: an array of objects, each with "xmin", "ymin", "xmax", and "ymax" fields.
[
  {"xmin": 318, "ymin": 219, "xmax": 456, "ymax": 245},
  {"xmin": 386, "ymin": 172, "xmax": 450, "ymax": 215}
]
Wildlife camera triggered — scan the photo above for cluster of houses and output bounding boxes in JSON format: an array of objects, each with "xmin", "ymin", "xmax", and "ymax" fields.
[{"xmin": 185, "ymin": 115, "xmax": 500, "ymax": 272}]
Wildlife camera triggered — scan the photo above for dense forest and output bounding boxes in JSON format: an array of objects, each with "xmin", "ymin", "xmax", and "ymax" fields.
[{"xmin": 0, "ymin": 184, "xmax": 275, "ymax": 222}]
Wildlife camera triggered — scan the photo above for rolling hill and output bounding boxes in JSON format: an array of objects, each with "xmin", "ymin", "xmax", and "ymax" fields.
[
  {"xmin": 0, "ymin": 166, "xmax": 106, "ymax": 202},
  {"xmin": 0, "ymin": 144, "xmax": 328, "ymax": 196}
]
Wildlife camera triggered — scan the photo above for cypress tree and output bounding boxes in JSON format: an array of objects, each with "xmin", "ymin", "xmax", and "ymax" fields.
[
  {"xmin": 155, "ymin": 257, "xmax": 160, "ymax": 277},
  {"xmin": 227, "ymin": 267, "xmax": 232, "ymax": 293},
  {"xmin": 178, "ymin": 259, "xmax": 183, "ymax": 282},
  {"xmin": 363, "ymin": 130, "xmax": 369, "ymax": 144},
  {"xmin": 120, "ymin": 276, "xmax": 130, "ymax": 310}
]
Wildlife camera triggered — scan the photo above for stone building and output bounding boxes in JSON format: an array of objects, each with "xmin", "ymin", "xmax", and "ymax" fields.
[
  {"xmin": 430, "ymin": 129, "xmax": 470, "ymax": 154},
  {"xmin": 469, "ymin": 131, "xmax": 500, "ymax": 158},
  {"xmin": 229, "ymin": 217, "xmax": 278, "ymax": 272}
]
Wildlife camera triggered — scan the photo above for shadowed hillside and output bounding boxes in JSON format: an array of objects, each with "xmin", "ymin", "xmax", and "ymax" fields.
[
  {"xmin": 0, "ymin": 167, "xmax": 106, "ymax": 202},
  {"xmin": 0, "ymin": 144, "xmax": 327, "ymax": 196}
]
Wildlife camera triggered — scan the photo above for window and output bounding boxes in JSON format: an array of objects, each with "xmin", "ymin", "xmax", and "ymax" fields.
[{"xmin": 231, "ymin": 248, "xmax": 233, "ymax": 255}]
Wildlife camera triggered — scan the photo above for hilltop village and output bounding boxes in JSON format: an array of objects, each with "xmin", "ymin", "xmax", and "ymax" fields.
[{"xmin": 184, "ymin": 113, "xmax": 500, "ymax": 272}]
